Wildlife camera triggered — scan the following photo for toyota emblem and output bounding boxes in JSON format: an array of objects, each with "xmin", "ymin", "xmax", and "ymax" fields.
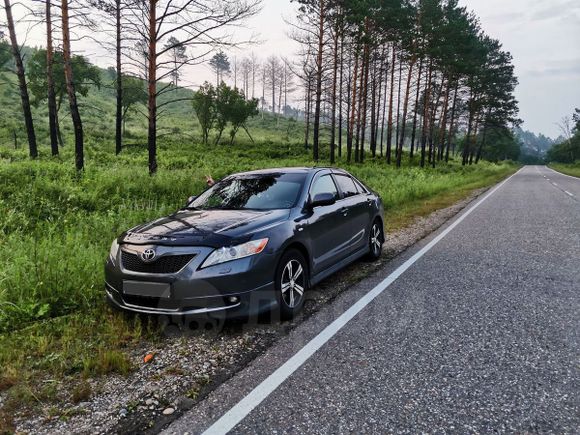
[{"xmin": 141, "ymin": 249, "xmax": 156, "ymax": 262}]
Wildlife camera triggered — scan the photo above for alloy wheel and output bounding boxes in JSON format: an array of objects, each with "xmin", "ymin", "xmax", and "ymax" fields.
[
  {"xmin": 280, "ymin": 259, "xmax": 305, "ymax": 308},
  {"xmin": 370, "ymin": 223, "xmax": 382, "ymax": 256}
]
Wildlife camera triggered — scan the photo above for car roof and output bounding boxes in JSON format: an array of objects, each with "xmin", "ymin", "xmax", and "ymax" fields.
[{"xmin": 230, "ymin": 167, "xmax": 349, "ymax": 177}]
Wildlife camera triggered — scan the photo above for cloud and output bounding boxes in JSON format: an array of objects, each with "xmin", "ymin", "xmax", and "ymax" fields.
[
  {"xmin": 483, "ymin": 12, "xmax": 523, "ymax": 24},
  {"xmin": 525, "ymin": 59, "xmax": 580, "ymax": 78},
  {"xmin": 530, "ymin": 0, "xmax": 580, "ymax": 21}
]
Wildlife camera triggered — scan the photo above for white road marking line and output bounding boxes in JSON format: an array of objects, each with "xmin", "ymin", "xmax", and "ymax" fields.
[
  {"xmin": 553, "ymin": 183, "xmax": 559, "ymax": 186},
  {"xmin": 200, "ymin": 167, "xmax": 524, "ymax": 435},
  {"xmin": 565, "ymin": 191, "xmax": 574, "ymax": 197}
]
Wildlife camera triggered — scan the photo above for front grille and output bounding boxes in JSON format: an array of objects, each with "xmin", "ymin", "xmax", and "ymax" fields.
[{"xmin": 121, "ymin": 251, "xmax": 195, "ymax": 274}]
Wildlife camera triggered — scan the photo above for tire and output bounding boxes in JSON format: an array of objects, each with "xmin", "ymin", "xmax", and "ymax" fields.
[
  {"xmin": 275, "ymin": 249, "xmax": 308, "ymax": 320},
  {"xmin": 367, "ymin": 219, "xmax": 384, "ymax": 260}
]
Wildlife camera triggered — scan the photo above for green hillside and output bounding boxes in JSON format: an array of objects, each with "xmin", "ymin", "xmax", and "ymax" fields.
[{"xmin": 0, "ymin": 63, "xmax": 304, "ymax": 151}]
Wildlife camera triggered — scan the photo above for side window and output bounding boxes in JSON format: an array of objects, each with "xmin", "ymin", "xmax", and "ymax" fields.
[
  {"xmin": 335, "ymin": 174, "xmax": 359, "ymax": 198},
  {"xmin": 310, "ymin": 174, "xmax": 338, "ymax": 199},
  {"xmin": 353, "ymin": 178, "xmax": 368, "ymax": 194}
]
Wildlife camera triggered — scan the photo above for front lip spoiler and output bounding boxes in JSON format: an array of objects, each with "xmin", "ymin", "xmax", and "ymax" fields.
[{"xmin": 105, "ymin": 284, "xmax": 241, "ymax": 316}]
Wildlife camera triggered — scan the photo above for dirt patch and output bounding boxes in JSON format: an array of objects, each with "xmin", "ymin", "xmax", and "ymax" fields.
[{"xmin": 10, "ymin": 187, "xmax": 488, "ymax": 434}]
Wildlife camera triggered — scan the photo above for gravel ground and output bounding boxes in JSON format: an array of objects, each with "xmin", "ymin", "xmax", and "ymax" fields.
[{"xmin": 11, "ymin": 187, "xmax": 489, "ymax": 435}]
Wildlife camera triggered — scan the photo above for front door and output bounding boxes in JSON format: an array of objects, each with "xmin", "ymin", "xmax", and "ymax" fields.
[{"xmin": 304, "ymin": 173, "xmax": 350, "ymax": 275}]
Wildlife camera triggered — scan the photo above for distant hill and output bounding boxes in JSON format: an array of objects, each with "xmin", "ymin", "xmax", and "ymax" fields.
[
  {"xmin": 514, "ymin": 128, "xmax": 556, "ymax": 163},
  {"xmin": 0, "ymin": 48, "xmax": 305, "ymax": 150}
]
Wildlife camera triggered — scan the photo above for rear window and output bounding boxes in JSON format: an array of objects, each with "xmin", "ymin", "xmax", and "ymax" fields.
[
  {"xmin": 353, "ymin": 178, "xmax": 368, "ymax": 194},
  {"xmin": 334, "ymin": 174, "xmax": 358, "ymax": 198}
]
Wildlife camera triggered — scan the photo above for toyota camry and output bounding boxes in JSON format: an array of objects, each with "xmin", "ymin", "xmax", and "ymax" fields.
[{"xmin": 105, "ymin": 167, "xmax": 384, "ymax": 320}]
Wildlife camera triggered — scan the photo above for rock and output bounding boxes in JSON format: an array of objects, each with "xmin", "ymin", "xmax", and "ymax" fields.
[
  {"xmin": 162, "ymin": 407, "xmax": 175, "ymax": 416},
  {"xmin": 176, "ymin": 396, "xmax": 196, "ymax": 410},
  {"xmin": 145, "ymin": 398, "xmax": 154, "ymax": 406},
  {"xmin": 119, "ymin": 408, "xmax": 128, "ymax": 418}
]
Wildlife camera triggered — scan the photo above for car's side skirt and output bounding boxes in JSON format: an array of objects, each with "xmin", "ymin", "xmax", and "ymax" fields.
[{"xmin": 310, "ymin": 244, "xmax": 370, "ymax": 287}]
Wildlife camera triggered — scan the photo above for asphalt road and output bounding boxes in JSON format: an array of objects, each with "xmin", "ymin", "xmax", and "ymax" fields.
[{"xmin": 164, "ymin": 166, "xmax": 579, "ymax": 434}]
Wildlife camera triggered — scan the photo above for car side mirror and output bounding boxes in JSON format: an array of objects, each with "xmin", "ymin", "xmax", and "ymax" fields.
[
  {"xmin": 310, "ymin": 192, "xmax": 336, "ymax": 208},
  {"xmin": 186, "ymin": 195, "xmax": 197, "ymax": 207}
]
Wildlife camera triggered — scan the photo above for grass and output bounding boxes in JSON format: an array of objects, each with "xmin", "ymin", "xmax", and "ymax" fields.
[
  {"xmin": 0, "ymin": 139, "xmax": 517, "ymax": 332},
  {"xmin": 549, "ymin": 162, "xmax": 580, "ymax": 178},
  {"xmin": 0, "ymin": 60, "xmax": 518, "ymax": 429}
]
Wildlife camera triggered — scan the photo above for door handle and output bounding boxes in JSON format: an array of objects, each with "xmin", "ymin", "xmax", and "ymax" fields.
[
  {"xmin": 340, "ymin": 207, "xmax": 349, "ymax": 217},
  {"xmin": 366, "ymin": 198, "xmax": 373, "ymax": 206}
]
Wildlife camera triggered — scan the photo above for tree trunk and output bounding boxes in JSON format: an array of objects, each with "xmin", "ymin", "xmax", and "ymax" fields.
[
  {"xmin": 46, "ymin": 0, "xmax": 58, "ymax": 156},
  {"xmin": 312, "ymin": 0, "xmax": 325, "ymax": 162},
  {"xmin": 469, "ymin": 120, "xmax": 479, "ymax": 165},
  {"xmin": 373, "ymin": 47, "xmax": 386, "ymax": 154},
  {"xmin": 369, "ymin": 53, "xmax": 377, "ymax": 157},
  {"xmin": 329, "ymin": 21, "xmax": 339, "ymax": 164},
  {"xmin": 462, "ymin": 90, "xmax": 475, "ymax": 166},
  {"xmin": 354, "ymin": 47, "xmax": 365, "ymax": 163},
  {"xmin": 359, "ymin": 39, "xmax": 370, "ymax": 164},
  {"xmin": 428, "ymin": 76, "xmax": 444, "ymax": 168},
  {"xmin": 386, "ymin": 46, "xmax": 396, "ymax": 164},
  {"xmin": 420, "ymin": 60, "xmax": 433, "ymax": 168},
  {"xmin": 147, "ymin": 0, "xmax": 157, "ymax": 174},
  {"xmin": 4, "ymin": 0, "xmax": 37, "ymax": 158},
  {"xmin": 347, "ymin": 49, "xmax": 359, "ymax": 163},
  {"xmin": 394, "ymin": 56, "xmax": 403, "ymax": 166},
  {"xmin": 62, "ymin": 0, "xmax": 84, "ymax": 170},
  {"xmin": 409, "ymin": 56, "xmax": 423, "ymax": 159},
  {"xmin": 304, "ymin": 79, "xmax": 312, "ymax": 149},
  {"xmin": 445, "ymin": 82, "xmax": 459, "ymax": 163},
  {"xmin": 379, "ymin": 47, "xmax": 389, "ymax": 157},
  {"xmin": 437, "ymin": 79, "xmax": 451, "ymax": 162},
  {"xmin": 115, "ymin": 0, "xmax": 123, "ymax": 155},
  {"xmin": 271, "ymin": 69, "xmax": 276, "ymax": 115},
  {"xmin": 397, "ymin": 56, "xmax": 415, "ymax": 167},
  {"xmin": 475, "ymin": 118, "xmax": 489, "ymax": 164},
  {"xmin": 338, "ymin": 30, "xmax": 344, "ymax": 158}
]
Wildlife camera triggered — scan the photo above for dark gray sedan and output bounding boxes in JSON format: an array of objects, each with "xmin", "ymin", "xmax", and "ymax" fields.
[{"xmin": 105, "ymin": 167, "xmax": 384, "ymax": 320}]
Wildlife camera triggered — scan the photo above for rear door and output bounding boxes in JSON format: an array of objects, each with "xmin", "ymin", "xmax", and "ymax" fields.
[
  {"xmin": 333, "ymin": 173, "xmax": 371, "ymax": 256},
  {"xmin": 304, "ymin": 173, "xmax": 350, "ymax": 274}
]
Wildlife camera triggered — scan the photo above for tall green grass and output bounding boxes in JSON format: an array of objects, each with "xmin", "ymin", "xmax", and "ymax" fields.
[
  {"xmin": 0, "ymin": 138, "xmax": 516, "ymax": 332},
  {"xmin": 549, "ymin": 162, "xmax": 580, "ymax": 178}
]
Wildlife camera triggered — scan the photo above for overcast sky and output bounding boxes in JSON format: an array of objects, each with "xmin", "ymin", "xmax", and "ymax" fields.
[{"xmin": 13, "ymin": 0, "xmax": 580, "ymax": 138}]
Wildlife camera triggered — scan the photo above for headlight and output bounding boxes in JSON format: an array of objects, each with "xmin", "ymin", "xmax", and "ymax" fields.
[
  {"xmin": 201, "ymin": 238, "xmax": 269, "ymax": 268},
  {"xmin": 109, "ymin": 239, "xmax": 120, "ymax": 263}
]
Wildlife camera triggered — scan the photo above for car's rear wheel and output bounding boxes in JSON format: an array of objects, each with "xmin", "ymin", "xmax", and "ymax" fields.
[
  {"xmin": 368, "ymin": 220, "xmax": 384, "ymax": 260},
  {"xmin": 275, "ymin": 249, "xmax": 308, "ymax": 320}
]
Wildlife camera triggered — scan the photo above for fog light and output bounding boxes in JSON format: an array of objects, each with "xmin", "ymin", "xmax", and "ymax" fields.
[{"xmin": 228, "ymin": 296, "xmax": 239, "ymax": 304}]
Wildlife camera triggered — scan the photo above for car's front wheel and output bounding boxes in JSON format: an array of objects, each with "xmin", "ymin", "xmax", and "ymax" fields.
[
  {"xmin": 368, "ymin": 220, "xmax": 384, "ymax": 260},
  {"xmin": 275, "ymin": 249, "xmax": 308, "ymax": 320}
]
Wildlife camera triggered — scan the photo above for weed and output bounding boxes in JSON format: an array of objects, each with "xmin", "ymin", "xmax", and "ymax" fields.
[{"xmin": 71, "ymin": 381, "xmax": 92, "ymax": 404}]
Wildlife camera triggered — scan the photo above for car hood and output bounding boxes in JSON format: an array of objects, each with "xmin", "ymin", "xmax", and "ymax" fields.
[{"xmin": 120, "ymin": 208, "xmax": 290, "ymax": 247}]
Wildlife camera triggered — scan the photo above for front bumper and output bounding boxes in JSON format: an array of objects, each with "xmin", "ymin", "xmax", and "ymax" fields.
[{"xmin": 105, "ymin": 244, "xmax": 279, "ymax": 318}]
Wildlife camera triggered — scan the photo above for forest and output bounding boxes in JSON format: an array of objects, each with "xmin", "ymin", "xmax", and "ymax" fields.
[
  {"xmin": 0, "ymin": 0, "xmax": 523, "ymax": 170},
  {"xmin": 0, "ymin": 0, "xmax": 529, "ymax": 429}
]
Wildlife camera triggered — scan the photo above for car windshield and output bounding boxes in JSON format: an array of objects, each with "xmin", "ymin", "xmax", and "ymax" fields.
[{"xmin": 191, "ymin": 173, "xmax": 306, "ymax": 211}]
